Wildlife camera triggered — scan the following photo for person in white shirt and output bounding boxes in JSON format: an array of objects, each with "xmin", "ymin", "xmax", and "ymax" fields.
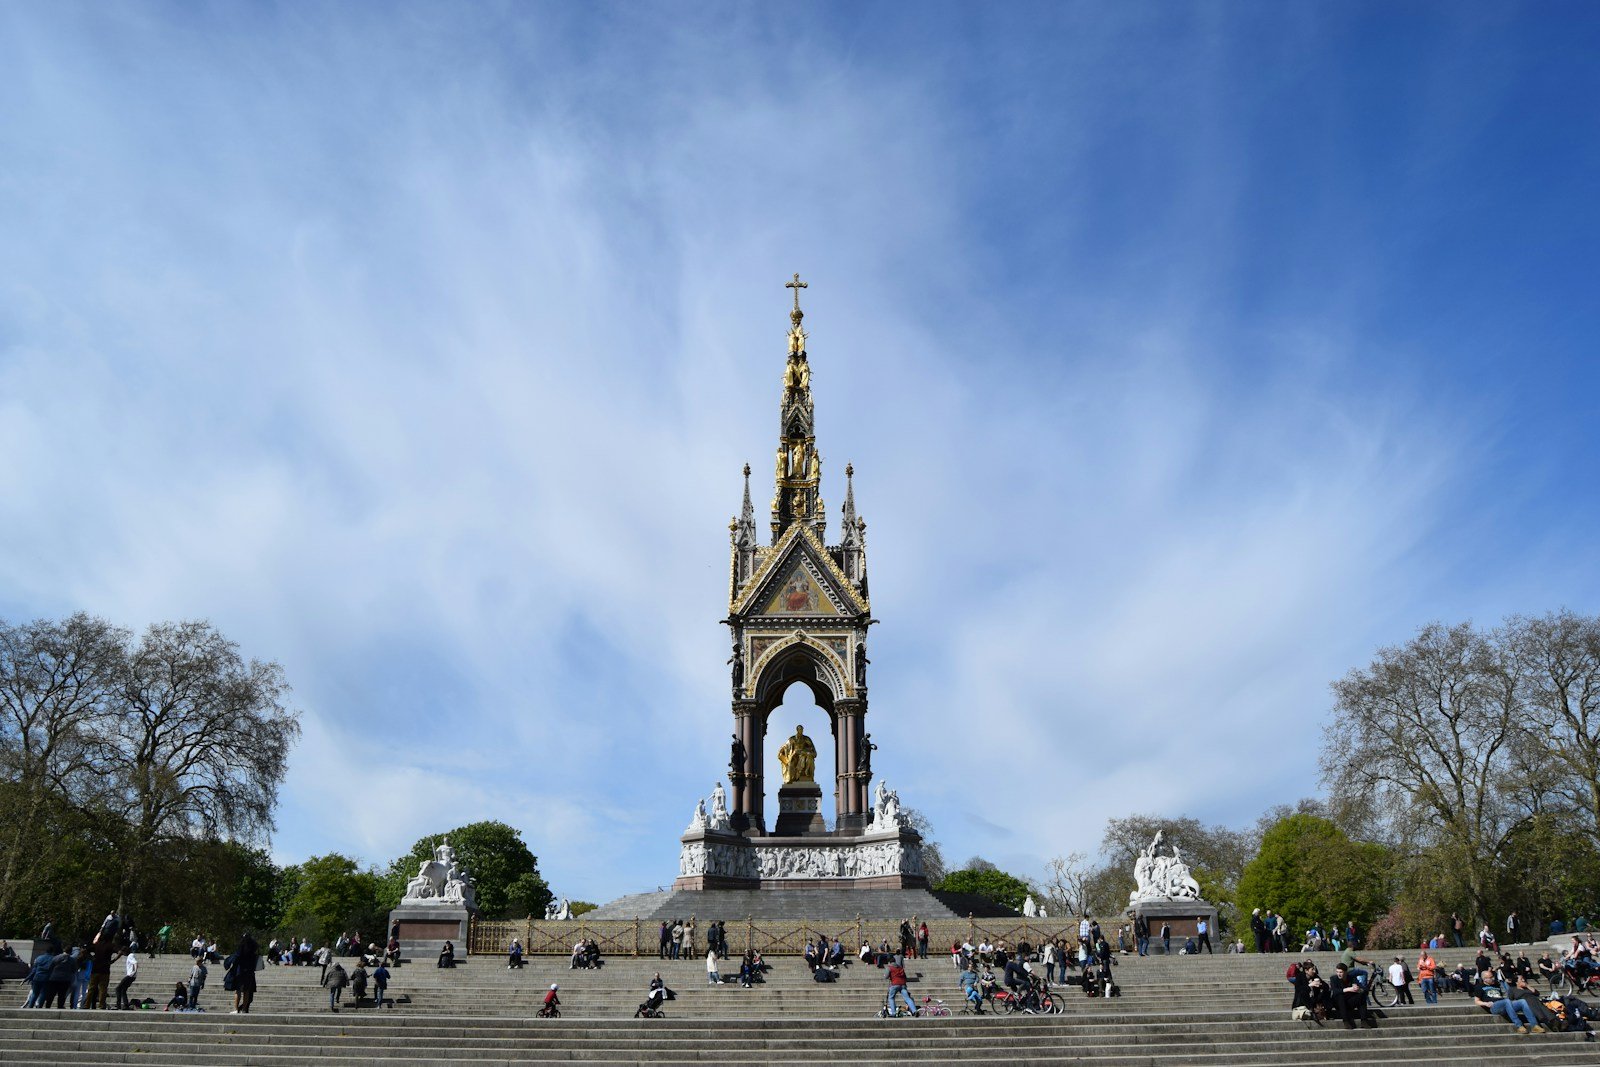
[
  {"xmin": 115, "ymin": 952, "xmax": 139, "ymax": 1009},
  {"xmin": 1388, "ymin": 957, "xmax": 1414, "ymax": 1004},
  {"xmin": 706, "ymin": 948, "xmax": 721, "ymax": 985}
]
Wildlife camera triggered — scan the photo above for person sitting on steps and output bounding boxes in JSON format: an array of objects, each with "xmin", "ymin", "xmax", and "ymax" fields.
[{"xmin": 1331, "ymin": 964, "xmax": 1377, "ymax": 1028}]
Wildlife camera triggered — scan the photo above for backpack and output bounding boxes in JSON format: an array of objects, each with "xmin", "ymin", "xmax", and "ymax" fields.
[{"xmin": 1286, "ymin": 963, "xmax": 1300, "ymax": 982}]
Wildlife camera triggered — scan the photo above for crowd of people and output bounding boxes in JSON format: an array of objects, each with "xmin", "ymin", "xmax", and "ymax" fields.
[{"xmin": 1283, "ymin": 937, "xmax": 1600, "ymax": 1040}]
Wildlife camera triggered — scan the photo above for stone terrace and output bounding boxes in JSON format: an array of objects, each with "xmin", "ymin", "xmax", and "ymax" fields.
[{"xmin": 0, "ymin": 943, "xmax": 1589, "ymax": 1065}]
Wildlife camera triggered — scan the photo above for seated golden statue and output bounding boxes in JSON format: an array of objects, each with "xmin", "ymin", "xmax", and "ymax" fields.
[{"xmin": 776, "ymin": 724, "xmax": 817, "ymax": 784}]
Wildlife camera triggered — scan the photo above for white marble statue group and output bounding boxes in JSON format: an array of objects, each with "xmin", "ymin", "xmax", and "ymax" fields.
[
  {"xmin": 686, "ymin": 781, "xmax": 733, "ymax": 833},
  {"xmin": 400, "ymin": 837, "xmax": 478, "ymax": 910},
  {"xmin": 1128, "ymin": 831, "xmax": 1202, "ymax": 904},
  {"xmin": 1022, "ymin": 893, "xmax": 1049, "ymax": 918},
  {"xmin": 543, "ymin": 897, "xmax": 574, "ymax": 921},
  {"xmin": 868, "ymin": 780, "xmax": 905, "ymax": 832}
]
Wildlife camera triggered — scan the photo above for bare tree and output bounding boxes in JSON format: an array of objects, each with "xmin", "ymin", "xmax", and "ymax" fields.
[
  {"xmin": 1041, "ymin": 851, "xmax": 1092, "ymax": 916},
  {"xmin": 900, "ymin": 806, "xmax": 947, "ymax": 883},
  {"xmin": 1324, "ymin": 621, "xmax": 1529, "ymax": 925},
  {"xmin": 0, "ymin": 614, "xmax": 125, "ymax": 921},
  {"xmin": 1507, "ymin": 611, "xmax": 1600, "ymax": 833},
  {"xmin": 105, "ymin": 621, "xmax": 299, "ymax": 908}
]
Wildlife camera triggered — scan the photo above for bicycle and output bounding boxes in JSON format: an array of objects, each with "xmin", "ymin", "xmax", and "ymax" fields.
[
  {"xmin": 1552, "ymin": 960, "xmax": 1600, "ymax": 996},
  {"xmin": 919, "ymin": 996, "xmax": 952, "ymax": 1017},
  {"xmin": 1359, "ymin": 967, "xmax": 1399, "ymax": 1009}
]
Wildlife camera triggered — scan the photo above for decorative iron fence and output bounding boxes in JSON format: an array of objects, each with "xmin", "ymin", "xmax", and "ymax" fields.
[{"xmin": 467, "ymin": 915, "xmax": 1130, "ymax": 956}]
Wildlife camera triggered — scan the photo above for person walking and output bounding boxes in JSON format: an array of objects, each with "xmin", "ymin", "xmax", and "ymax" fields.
[
  {"xmin": 114, "ymin": 951, "xmax": 139, "ymax": 1010},
  {"xmin": 1134, "ymin": 913, "xmax": 1150, "ymax": 957},
  {"xmin": 1196, "ymin": 917, "xmax": 1213, "ymax": 954},
  {"xmin": 231, "ymin": 931, "xmax": 260, "ymax": 1014},
  {"xmin": 706, "ymin": 948, "xmax": 721, "ymax": 985},
  {"xmin": 1506, "ymin": 911, "xmax": 1520, "ymax": 946},
  {"xmin": 323, "ymin": 960, "xmax": 348, "ymax": 1011},
  {"xmin": 23, "ymin": 946, "xmax": 54, "ymax": 1008},
  {"xmin": 373, "ymin": 961, "xmax": 390, "ymax": 1008},
  {"xmin": 349, "ymin": 963, "xmax": 368, "ymax": 1008}
]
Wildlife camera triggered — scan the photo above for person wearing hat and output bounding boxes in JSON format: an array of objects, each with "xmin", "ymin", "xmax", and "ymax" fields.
[{"xmin": 541, "ymin": 983, "xmax": 560, "ymax": 1017}]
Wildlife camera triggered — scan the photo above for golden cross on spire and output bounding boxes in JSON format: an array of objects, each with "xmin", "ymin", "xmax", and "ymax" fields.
[{"xmin": 785, "ymin": 272, "xmax": 808, "ymax": 314}]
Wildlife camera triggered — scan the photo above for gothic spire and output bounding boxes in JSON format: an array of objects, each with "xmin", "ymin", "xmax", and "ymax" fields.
[{"xmin": 772, "ymin": 273, "xmax": 823, "ymax": 542}]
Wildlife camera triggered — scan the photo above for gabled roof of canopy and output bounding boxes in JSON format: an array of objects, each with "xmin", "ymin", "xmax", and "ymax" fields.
[{"xmin": 732, "ymin": 523, "xmax": 869, "ymax": 618}]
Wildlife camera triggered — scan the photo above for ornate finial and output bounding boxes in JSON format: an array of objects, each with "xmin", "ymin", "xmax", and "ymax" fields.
[
  {"xmin": 786, "ymin": 272, "xmax": 807, "ymax": 326},
  {"xmin": 743, "ymin": 463, "xmax": 751, "ymax": 477},
  {"xmin": 845, "ymin": 463, "xmax": 853, "ymax": 479}
]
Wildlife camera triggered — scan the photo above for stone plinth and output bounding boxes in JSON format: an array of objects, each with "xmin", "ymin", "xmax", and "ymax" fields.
[
  {"xmin": 389, "ymin": 903, "xmax": 471, "ymax": 958},
  {"xmin": 773, "ymin": 781, "xmax": 826, "ymax": 836},
  {"xmin": 672, "ymin": 825, "xmax": 926, "ymax": 891},
  {"xmin": 1131, "ymin": 899, "xmax": 1219, "ymax": 955}
]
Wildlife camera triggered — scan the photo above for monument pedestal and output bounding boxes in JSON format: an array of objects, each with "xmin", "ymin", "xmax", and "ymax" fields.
[
  {"xmin": 1131, "ymin": 900, "xmax": 1219, "ymax": 955},
  {"xmin": 773, "ymin": 781, "xmax": 825, "ymax": 836},
  {"xmin": 673, "ymin": 825, "xmax": 926, "ymax": 890},
  {"xmin": 388, "ymin": 903, "xmax": 471, "ymax": 960}
]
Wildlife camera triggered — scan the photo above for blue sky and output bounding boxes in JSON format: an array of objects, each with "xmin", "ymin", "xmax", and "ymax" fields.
[{"xmin": 2, "ymin": 2, "xmax": 1597, "ymax": 901}]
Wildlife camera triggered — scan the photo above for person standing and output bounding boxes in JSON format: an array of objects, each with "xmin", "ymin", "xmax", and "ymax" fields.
[
  {"xmin": 1388, "ymin": 956, "xmax": 1414, "ymax": 1005},
  {"xmin": 658, "ymin": 922, "xmax": 670, "ymax": 959},
  {"xmin": 188, "ymin": 957, "xmax": 207, "ymax": 1009},
  {"xmin": 1451, "ymin": 913, "xmax": 1464, "ymax": 948},
  {"xmin": 683, "ymin": 918, "xmax": 696, "ymax": 961},
  {"xmin": 82, "ymin": 935, "xmax": 113, "ymax": 1010},
  {"xmin": 1196, "ymin": 917, "xmax": 1213, "ymax": 954},
  {"xmin": 670, "ymin": 920, "xmax": 684, "ymax": 961},
  {"xmin": 1417, "ymin": 947, "xmax": 1438, "ymax": 1005},
  {"xmin": 114, "ymin": 950, "xmax": 138, "ymax": 1010},
  {"xmin": 706, "ymin": 948, "xmax": 721, "ymax": 985},
  {"xmin": 1250, "ymin": 909, "xmax": 1269, "ymax": 954},
  {"xmin": 232, "ymin": 931, "xmax": 260, "ymax": 1014},
  {"xmin": 1042, "ymin": 939, "xmax": 1058, "ymax": 983},
  {"xmin": 917, "ymin": 919, "xmax": 930, "ymax": 962},
  {"xmin": 45, "ymin": 947, "xmax": 78, "ymax": 1008},
  {"xmin": 1506, "ymin": 911, "xmax": 1520, "ymax": 945},
  {"xmin": 1134, "ymin": 913, "xmax": 1150, "ymax": 957},
  {"xmin": 1160, "ymin": 921, "xmax": 1171, "ymax": 955}
]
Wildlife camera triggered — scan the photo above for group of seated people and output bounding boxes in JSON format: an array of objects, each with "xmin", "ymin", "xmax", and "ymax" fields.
[
  {"xmin": 569, "ymin": 938, "xmax": 604, "ymax": 969},
  {"xmin": 803, "ymin": 937, "xmax": 846, "ymax": 972},
  {"xmin": 1290, "ymin": 960, "xmax": 1378, "ymax": 1027}
]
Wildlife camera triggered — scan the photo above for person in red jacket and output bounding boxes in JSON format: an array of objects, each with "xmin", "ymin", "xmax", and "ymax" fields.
[{"xmin": 885, "ymin": 959, "xmax": 918, "ymax": 1016}]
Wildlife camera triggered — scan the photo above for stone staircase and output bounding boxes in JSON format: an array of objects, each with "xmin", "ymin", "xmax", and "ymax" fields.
[{"xmin": 0, "ymin": 946, "xmax": 1588, "ymax": 1064}]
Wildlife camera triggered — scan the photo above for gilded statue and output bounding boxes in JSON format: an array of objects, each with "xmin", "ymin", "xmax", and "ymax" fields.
[
  {"xmin": 776, "ymin": 724, "xmax": 817, "ymax": 784},
  {"xmin": 784, "ymin": 348, "xmax": 810, "ymax": 389}
]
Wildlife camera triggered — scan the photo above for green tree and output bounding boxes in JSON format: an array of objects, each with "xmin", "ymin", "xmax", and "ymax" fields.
[
  {"xmin": 935, "ymin": 863, "xmax": 1033, "ymax": 912},
  {"xmin": 279, "ymin": 854, "xmax": 386, "ymax": 944},
  {"xmin": 568, "ymin": 900, "xmax": 598, "ymax": 917},
  {"xmin": 385, "ymin": 821, "xmax": 551, "ymax": 920},
  {"xmin": 1235, "ymin": 814, "xmax": 1392, "ymax": 949}
]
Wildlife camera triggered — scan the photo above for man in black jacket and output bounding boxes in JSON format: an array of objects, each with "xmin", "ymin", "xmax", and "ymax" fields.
[
  {"xmin": 1331, "ymin": 963, "xmax": 1377, "ymax": 1028},
  {"xmin": 1133, "ymin": 913, "xmax": 1150, "ymax": 957}
]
